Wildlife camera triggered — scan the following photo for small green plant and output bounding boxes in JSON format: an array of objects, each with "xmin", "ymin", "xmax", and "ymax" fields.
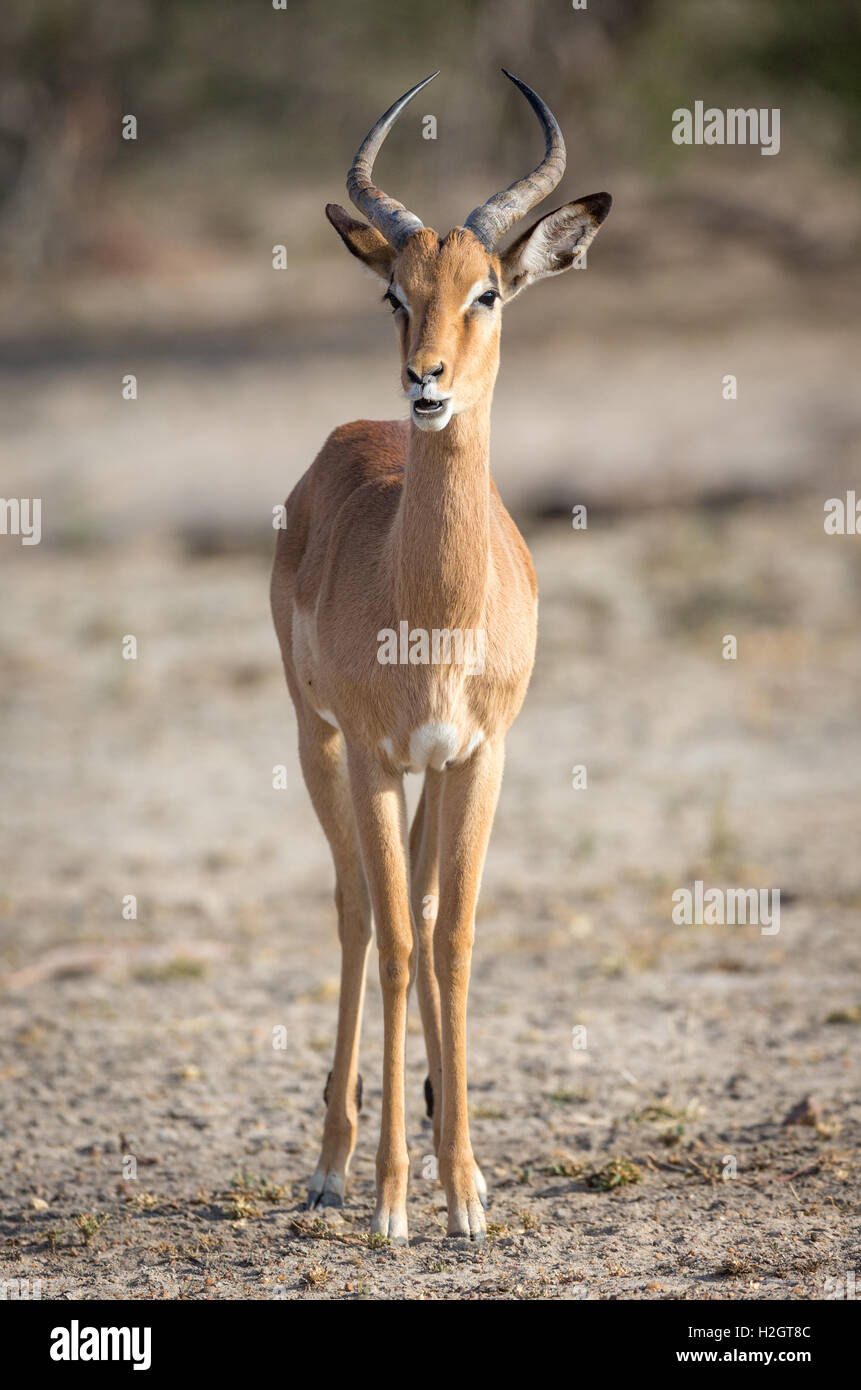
[
  {"xmin": 716, "ymin": 1251, "xmax": 755, "ymax": 1278},
  {"xmin": 659, "ymin": 1124, "xmax": 685, "ymax": 1147},
  {"xmin": 548, "ymin": 1087, "xmax": 579, "ymax": 1106},
  {"xmin": 227, "ymin": 1194, "xmax": 262, "ymax": 1220},
  {"xmin": 825, "ymin": 1006, "xmax": 861, "ymax": 1025},
  {"xmin": 633, "ymin": 1102, "xmax": 685, "ymax": 1123},
  {"xmin": 126, "ymin": 1191, "xmax": 160, "ymax": 1211},
  {"xmin": 543, "ymin": 1155, "xmax": 584, "ymax": 1178},
  {"xmin": 257, "ymin": 1178, "xmax": 289, "ymax": 1203},
  {"xmin": 133, "ymin": 956, "xmax": 207, "ymax": 983},
  {"xmin": 74, "ymin": 1212, "xmax": 109, "ymax": 1246},
  {"xmin": 587, "ymin": 1157, "xmax": 642, "ymax": 1192},
  {"xmin": 230, "ymin": 1172, "xmax": 289, "ymax": 1203}
]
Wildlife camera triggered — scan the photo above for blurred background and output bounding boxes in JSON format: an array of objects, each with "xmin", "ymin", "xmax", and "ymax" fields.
[
  {"xmin": 2, "ymin": 0, "xmax": 860, "ymax": 531},
  {"xmin": 1, "ymin": 0, "xmax": 860, "ymax": 1298}
]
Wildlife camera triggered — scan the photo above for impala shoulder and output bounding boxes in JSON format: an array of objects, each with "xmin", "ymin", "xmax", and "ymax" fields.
[{"xmin": 321, "ymin": 418, "xmax": 409, "ymax": 463}]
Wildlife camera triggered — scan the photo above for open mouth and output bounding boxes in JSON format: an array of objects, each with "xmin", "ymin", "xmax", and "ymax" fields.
[{"xmin": 409, "ymin": 393, "xmax": 453, "ymax": 430}]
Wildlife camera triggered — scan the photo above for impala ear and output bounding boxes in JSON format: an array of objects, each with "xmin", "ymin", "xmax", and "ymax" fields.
[
  {"xmin": 325, "ymin": 203, "xmax": 397, "ymax": 282},
  {"xmin": 500, "ymin": 193, "xmax": 612, "ymax": 301}
]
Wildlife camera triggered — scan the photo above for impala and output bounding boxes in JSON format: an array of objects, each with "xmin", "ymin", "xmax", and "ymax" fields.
[{"xmin": 271, "ymin": 70, "xmax": 611, "ymax": 1242}]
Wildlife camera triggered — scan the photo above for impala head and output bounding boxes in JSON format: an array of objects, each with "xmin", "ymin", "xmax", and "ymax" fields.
[{"xmin": 326, "ymin": 71, "xmax": 611, "ymax": 432}]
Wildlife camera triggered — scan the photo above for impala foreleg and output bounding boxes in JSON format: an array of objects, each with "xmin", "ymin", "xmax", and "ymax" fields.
[
  {"xmin": 347, "ymin": 746, "xmax": 414, "ymax": 1244},
  {"xmin": 408, "ymin": 769, "xmax": 444, "ymax": 1152},
  {"xmin": 434, "ymin": 739, "xmax": 504, "ymax": 1239},
  {"xmin": 297, "ymin": 712, "xmax": 371, "ymax": 1209}
]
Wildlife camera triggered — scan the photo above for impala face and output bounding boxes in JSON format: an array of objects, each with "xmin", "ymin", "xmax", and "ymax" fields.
[
  {"xmin": 325, "ymin": 68, "xmax": 611, "ymax": 441},
  {"xmin": 385, "ymin": 228, "xmax": 502, "ymax": 431}
]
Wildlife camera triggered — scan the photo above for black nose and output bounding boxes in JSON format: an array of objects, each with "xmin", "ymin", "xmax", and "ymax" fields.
[{"xmin": 406, "ymin": 363, "xmax": 444, "ymax": 383}]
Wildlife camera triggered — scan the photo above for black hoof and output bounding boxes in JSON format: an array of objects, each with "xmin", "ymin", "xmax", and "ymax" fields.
[
  {"xmin": 424, "ymin": 1075, "xmax": 434, "ymax": 1119},
  {"xmin": 306, "ymin": 1187, "xmax": 343, "ymax": 1210}
]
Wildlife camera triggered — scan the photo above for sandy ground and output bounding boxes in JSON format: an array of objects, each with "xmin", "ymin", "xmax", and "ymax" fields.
[{"xmin": 1, "ymin": 497, "xmax": 859, "ymax": 1300}]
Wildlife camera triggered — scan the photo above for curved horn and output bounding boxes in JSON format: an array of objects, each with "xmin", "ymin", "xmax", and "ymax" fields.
[
  {"xmin": 347, "ymin": 71, "xmax": 439, "ymax": 249},
  {"xmin": 464, "ymin": 70, "xmax": 567, "ymax": 251}
]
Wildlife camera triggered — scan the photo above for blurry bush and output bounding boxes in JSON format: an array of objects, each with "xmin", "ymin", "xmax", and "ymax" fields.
[{"xmin": 0, "ymin": 0, "xmax": 859, "ymax": 276}]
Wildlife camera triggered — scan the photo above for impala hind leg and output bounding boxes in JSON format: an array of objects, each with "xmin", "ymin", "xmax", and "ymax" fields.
[
  {"xmin": 435, "ymin": 740, "xmax": 505, "ymax": 1240},
  {"xmin": 297, "ymin": 710, "xmax": 372, "ymax": 1210},
  {"xmin": 347, "ymin": 746, "xmax": 413, "ymax": 1244}
]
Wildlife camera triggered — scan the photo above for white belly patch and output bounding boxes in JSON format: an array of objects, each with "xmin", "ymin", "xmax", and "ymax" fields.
[
  {"xmin": 410, "ymin": 722, "xmax": 460, "ymax": 771},
  {"xmin": 391, "ymin": 722, "xmax": 484, "ymax": 772}
]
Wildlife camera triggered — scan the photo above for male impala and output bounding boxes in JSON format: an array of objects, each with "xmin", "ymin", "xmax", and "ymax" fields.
[{"xmin": 271, "ymin": 70, "xmax": 610, "ymax": 1242}]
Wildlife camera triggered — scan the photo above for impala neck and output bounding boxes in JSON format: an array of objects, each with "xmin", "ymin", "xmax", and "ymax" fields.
[{"xmin": 393, "ymin": 399, "xmax": 492, "ymax": 633}]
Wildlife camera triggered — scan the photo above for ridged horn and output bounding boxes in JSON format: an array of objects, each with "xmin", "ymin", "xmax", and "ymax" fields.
[
  {"xmin": 346, "ymin": 72, "xmax": 439, "ymax": 249},
  {"xmin": 464, "ymin": 70, "xmax": 567, "ymax": 250}
]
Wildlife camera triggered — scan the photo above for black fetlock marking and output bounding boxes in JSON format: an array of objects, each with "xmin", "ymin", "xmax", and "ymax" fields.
[
  {"xmin": 324, "ymin": 1070, "xmax": 362, "ymax": 1112},
  {"xmin": 424, "ymin": 1075, "xmax": 434, "ymax": 1119}
]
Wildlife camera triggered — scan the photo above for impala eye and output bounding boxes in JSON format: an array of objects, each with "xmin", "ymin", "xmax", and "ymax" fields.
[
  {"xmin": 383, "ymin": 290, "xmax": 406, "ymax": 314},
  {"xmin": 474, "ymin": 289, "xmax": 499, "ymax": 309}
]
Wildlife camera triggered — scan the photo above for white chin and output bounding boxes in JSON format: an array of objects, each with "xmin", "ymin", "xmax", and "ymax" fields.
[{"xmin": 411, "ymin": 400, "xmax": 453, "ymax": 432}]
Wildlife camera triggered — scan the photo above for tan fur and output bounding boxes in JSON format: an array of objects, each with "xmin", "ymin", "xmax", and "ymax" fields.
[{"xmin": 271, "ymin": 193, "xmax": 608, "ymax": 1241}]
